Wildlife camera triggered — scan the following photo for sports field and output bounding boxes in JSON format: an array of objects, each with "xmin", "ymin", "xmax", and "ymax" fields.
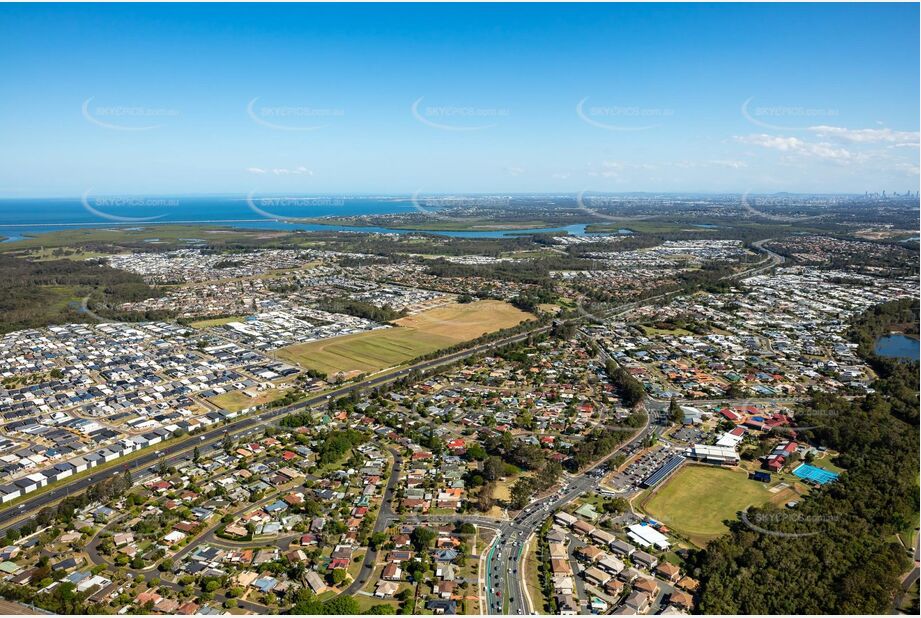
[
  {"xmin": 276, "ymin": 300, "xmax": 532, "ymax": 376},
  {"xmin": 642, "ymin": 464, "xmax": 797, "ymax": 546}
]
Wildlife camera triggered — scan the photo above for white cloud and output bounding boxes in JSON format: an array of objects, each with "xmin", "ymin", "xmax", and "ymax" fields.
[
  {"xmin": 808, "ymin": 125, "xmax": 920, "ymax": 144},
  {"xmin": 894, "ymin": 162, "xmax": 921, "ymax": 177},
  {"xmin": 669, "ymin": 160, "xmax": 746, "ymax": 169},
  {"xmin": 708, "ymin": 159, "xmax": 748, "ymax": 169},
  {"xmin": 734, "ymin": 134, "xmax": 852, "ymax": 162},
  {"xmin": 735, "ymin": 134, "xmax": 804, "ymax": 152},
  {"xmin": 247, "ymin": 166, "xmax": 313, "ymax": 176},
  {"xmin": 587, "ymin": 160, "xmax": 659, "ymax": 181},
  {"xmin": 805, "ymin": 143, "xmax": 853, "ymax": 161},
  {"xmin": 504, "ymin": 165, "xmax": 525, "ymax": 176},
  {"xmin": 272, "ymin": 166, "xmax": 313, "ymax": 176}
]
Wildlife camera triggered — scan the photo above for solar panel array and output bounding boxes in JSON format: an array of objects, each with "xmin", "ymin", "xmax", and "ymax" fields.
[{"xmin": 641, "ymin": 454, "xmax": 685, "ymax": 488}]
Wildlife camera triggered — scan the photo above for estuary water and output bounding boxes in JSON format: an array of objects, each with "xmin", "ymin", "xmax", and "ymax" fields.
[{"xmin": 0, "ymin": 197, "xmax": 604, "ymax": 241}]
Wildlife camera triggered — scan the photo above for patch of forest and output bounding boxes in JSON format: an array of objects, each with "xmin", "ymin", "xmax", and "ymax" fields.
[{"xmin": 0, "ymin": 253, "xmax": 167, "ymax": 334}]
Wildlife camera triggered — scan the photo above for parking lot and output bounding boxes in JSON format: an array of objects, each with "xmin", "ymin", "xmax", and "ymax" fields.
[
  {"xmin": 606, "ymin": 446, "xmax": 677, "ymax": 492},
  {"xmin": 671, "ymin": 425, "xmax": 709, "ymax": 445}
]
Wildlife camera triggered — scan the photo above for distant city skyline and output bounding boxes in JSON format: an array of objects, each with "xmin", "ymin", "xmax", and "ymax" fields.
[{"xmin": 0, "ymin": 2, "xmax": 918, "ymax": 197}]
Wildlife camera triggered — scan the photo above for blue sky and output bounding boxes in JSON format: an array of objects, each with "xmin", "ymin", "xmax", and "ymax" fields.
[{"xmin": 0, "ymin": 2, "xmax": 918, "ymax": 196}]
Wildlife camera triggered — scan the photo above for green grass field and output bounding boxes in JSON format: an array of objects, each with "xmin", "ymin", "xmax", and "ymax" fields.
[
  {"xmin": 811, "ymin": 454, "xmax": 845, "ymax": 475},
  {"xmin": 189, "ymin": 315, "xmax": 247, "ymax": 329},
  {"xmin": 277, "ymin": 327, "xmax": 457, "ymax": 375},
  {"xmin": 642, "ymin": 464, "xmax": 796, "ymax": 546},
  {"xmin": 276, "ymin": 300, "xmax": 532, "ymax": 376}
]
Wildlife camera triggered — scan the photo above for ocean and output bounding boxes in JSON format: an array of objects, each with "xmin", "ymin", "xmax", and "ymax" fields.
[{"xmin": 0, "ymin": 196, "xmax": 595, "ymax": 241}]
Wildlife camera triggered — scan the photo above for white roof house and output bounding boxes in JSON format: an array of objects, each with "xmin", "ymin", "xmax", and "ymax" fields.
[
  {"xmin": 715, "ymin": 432, "xmax": 744, "ymax": 448},
  {"xmin": 627, "ymin": 524, "xmax": 670, "ymax": 550}
]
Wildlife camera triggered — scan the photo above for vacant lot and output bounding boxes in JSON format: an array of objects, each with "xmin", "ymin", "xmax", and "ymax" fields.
[
  {"xmin": 642, "ymin": 464, "xmax": 796, "ymax": 546},
  {"xmin": 393, "ymin": 299, "xmax": 532, "ymax": 339},
  {"xmin": 277, "ymin": 300, "xmax": 532, "ymax": 375},
  {"xmin": 189, "ymin": 315, "xmax": 246, "ymax": 329},
  {"xmin": 209, "ymin": 388, "xmax": 286, "ymax": 412}
]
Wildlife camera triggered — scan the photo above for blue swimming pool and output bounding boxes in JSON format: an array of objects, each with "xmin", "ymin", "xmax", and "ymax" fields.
[{"xmin": 793, "ymin": 463, "xmax": 839, "ymax": 485}]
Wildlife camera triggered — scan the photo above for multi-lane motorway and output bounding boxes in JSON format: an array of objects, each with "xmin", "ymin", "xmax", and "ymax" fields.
[{"xmin": 483, "ymin": 401, "xmax": 662, "ymax": 615}]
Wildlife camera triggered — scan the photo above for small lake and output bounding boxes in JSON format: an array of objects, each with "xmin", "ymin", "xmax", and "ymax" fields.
[{"xmin": 875, "ymin": 334, "xmax": 920, "ymax": 361}]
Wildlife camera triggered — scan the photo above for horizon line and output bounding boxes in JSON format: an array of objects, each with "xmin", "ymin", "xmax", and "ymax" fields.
[{"xmin": 1, "ymin": 190, "xmax": 914, "ymax": 201}]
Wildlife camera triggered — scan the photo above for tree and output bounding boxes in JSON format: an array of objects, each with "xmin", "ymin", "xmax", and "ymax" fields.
[
  {"xmin": 329, "ymin": 568, "xmax": 347, "ymax": 585},
  {"xmin": 604, "ymin": 359, "xmax": 645, "ymax": 407},
  {"xmin": 457, "ymin": 522, "xmax": 477, "ymax": 535},
  {"xmin": 482, "ymin": 456, "xmax": 504, "ymax": 482},
  {"xmin": 369, "ymin": 531, "xmax": 389, "ymax": 550},
  {"xmin": 602, "ymin": 497, "xmax": 629, "ymax": 514},
  {"xmin": 411, "ymin": 526, "xmax": 437, "ymax": 552},
  {"xmin": 668, "ymin": 397, "xmax": 684, "ymax": 424},
  {"xmin": 465, "ymin": 444, "xmax": 487, "ymax": 461},
  {"xmin": 725, "ymin": 383, "xmax": 745, "ymax": 399}
]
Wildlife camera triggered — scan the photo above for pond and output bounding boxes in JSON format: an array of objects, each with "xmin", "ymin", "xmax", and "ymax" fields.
[{"xmin": 874, "ymin": 333, "xmax": 920, "ymax": 361}]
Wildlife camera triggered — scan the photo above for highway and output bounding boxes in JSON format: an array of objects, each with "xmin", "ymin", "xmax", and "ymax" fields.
[
  {"xmin": 0, "ymin": 323, "xmax": 550, "ymax": 536},
  {"xmin": 482, "ymin": 402, "xmax": 661, "ymax": 615}
]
